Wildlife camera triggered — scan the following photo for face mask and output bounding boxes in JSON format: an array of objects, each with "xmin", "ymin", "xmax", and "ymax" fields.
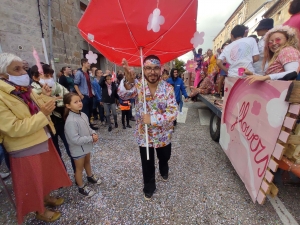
[
  {"xmin": 40, "ymin": 78, "xmax": 55, "ymax": 88},
  {"xmin": 8, "ymin": 73, "xmax": 30, "ymax": 86}
]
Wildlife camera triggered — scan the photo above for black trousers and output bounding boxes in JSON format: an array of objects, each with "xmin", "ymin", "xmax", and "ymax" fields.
[
  {"xmin": 93, "ymin": 102, "xmax": 106, "ymax": 122},
  {"xmin": 121, "ymin": 110, "xmax": 130, "ymax": 125},
  {"xmin": 139, "ymin": 143, "xmax": 171, "ymax": 194},
  {"xmin": 82, "ymin": 95, "xmax": 94, "ymax": 122},
  {"xmin": 51, "ymin": 117, "xmax": 76, "ymax": 173}
]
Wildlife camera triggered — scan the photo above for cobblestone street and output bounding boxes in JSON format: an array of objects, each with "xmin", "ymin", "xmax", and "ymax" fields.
[{"xmin": 1, "ymin": 101, "xmax": 300, "ymax": 224}]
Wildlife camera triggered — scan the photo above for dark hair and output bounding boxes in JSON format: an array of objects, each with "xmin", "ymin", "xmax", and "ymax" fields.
[
  {"xmin": 221, "ymin": 42, "xmax": 229, "ymax": 49},
  {"xmin": 95, "ymin": 69, "xmax": 101, "ymax": 76},
  {"xmin": 249, "ymin": 34, "xmax": 259, "ymax": 42},
  {"xmin": 63, "ymin": 92, "xmax": 80, "ymax": 120},
  {"xmin": 42, "ymin": 64, "xmax": 54, "ymax": 75},
  {"xmin": 170, "ymin": 68, "xmax": 178, "ymax": 80},
  {"xmin": 231, "ymin": 25, "xmax": 246, "ymax": 38},
  {"xmin": 30, "ymin": 65, "xmax": 39, "ymax": 78},
  {"xmin": 163, "ymin": 69, "xmax": 169, "ymax": 75},
  {"xmin": 81, "ymin": 58, "xmax": 88, "ymax": 66},
  {"xmin": 289, "ymin": 0, "xmax": 300, "ymax": 14},
  {"xmin": 143, "ymin": 55, "xmax": 160, "ymax": 64},
  {"xmin": 61, "ymin": 66, "xmax": 67, "ymax": 74}
]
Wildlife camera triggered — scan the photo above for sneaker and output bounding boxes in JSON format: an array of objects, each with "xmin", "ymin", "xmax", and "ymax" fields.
[
  {"xmin": 179, "ymin": 112, "xmax": 183, "ymax": 115},
  {"xmin": 108, "ymin": 126, "xmax": 112, "ymax": 132},
  {"xmin": 115, "ymin": 123, "xmax": 118, "ymax": 128},
  {"xmin": 126, "ymin": 124, "xmax": 132, "ymax": 128},
  {"xmin": 0, "ymin": 172, "xmax": 10, "ymax": 179},
  {"xmin": 144, "ymin": 192, "xmax": 153, "ymax": 200},
  {"xmin": 87, "ymin": 175, "xmax": 102, "ymax": 185},
  {"xmin": 162, "ymin": 175, "xmax": 168, "ymax": 182},
  {"xmin": 144, "ymin": 189, "xmax": 156, "ymax": 200},
  {"xmin": 90, "ymin": 125, "xmax": 99, "ymax": 131},
  {"xmin": 123, "ymin": 125, "xmax": 126, "ymax": 129},
  {"xmin": 78, "ymin": 185, "xmax": 96, "ymax": 197}
]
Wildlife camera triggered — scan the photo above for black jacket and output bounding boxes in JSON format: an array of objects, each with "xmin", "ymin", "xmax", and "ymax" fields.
[{"xmin": 99, "ymin": 76, "xmax": 118, "ymax": 103}]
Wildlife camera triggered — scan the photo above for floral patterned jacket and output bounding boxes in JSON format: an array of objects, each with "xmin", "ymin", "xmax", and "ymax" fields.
[{"xmin": 118, "ymin": 79, "xmax": 178, "ymax": 148}]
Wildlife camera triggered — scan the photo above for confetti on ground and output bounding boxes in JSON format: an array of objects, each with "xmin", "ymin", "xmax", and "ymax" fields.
[{"xmin": 1, "ymin": 102, "xmax": 300, "ymax": 225}]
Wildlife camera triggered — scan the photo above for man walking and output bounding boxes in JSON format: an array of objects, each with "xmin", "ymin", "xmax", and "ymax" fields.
[
  {"xmin": 166, "ymin": 68, "xmax": 189, "ymax": 125},
  {"xmin": 74, "ymin": 58, "xmax": 98, "ymax": 130},
  {"xmin": 118, "ymin": 55, "xmax": 177, "ymax": 200}
]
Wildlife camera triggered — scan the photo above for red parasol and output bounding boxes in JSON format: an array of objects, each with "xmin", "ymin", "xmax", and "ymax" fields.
[
  {"xmin": 78, "ymin": 0, "xmax": 198, "ymax": 66},
  {"xmin": 78, "ymin": 0, "xmax": 199, "ymax": 159}
]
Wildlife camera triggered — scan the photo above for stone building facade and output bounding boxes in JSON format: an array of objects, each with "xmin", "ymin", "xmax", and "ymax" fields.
[
  {"xmin": 213, "ymin": 1, "xmax": 247, "ymax": 52},
  {"xmin": 243, "ymin": 0, "xmax": 275, "ymax": 36},
  {"xmin": 263, "ymin": 0, "xmax": 291, "ymax": 26},
  {"xmin": 211, "ymin": 0, "xmax": 288, "ymax": 52},
  {"xmin": 0, "ymin": 0, "xmax": 131, "ymax": 77}
]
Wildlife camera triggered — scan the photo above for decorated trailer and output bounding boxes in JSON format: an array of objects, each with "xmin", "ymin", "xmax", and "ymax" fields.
[{"xmin": 199, "ymin": 77, "xmax": 300, "ymax": 204}]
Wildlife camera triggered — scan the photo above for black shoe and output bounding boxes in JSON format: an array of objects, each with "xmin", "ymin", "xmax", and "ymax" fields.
[
  {"xmin": 173, "ymin": 120, "xmax": 177, "ymax": 126},
  {"xmin": 213, "ymin": 93, "xmax": 221, "ymax": 98},
  {"xmin": 115, "ymin": 123, "xmax": 118, "ymax": 128},
  {"xmin": 144, "ymin": 193, "xmax": 153, "ymax": 200},
  {"xmin": 90, "ymin": 125, "xmax": 99, "ymax": 130},
  {"xmin": 162, "ymin": 175, "xmax": 168, "ymax": 182},
  {"xmin": 108, "ymin": 126, "xmax": 112, "ymax": 132},
  {"xmin": 123, "ymin": 125, "xmax": 126, "ymax": 129},
  {"xmin": 144, "ymin": 189, "xmax": 156, "ymax": 200},
  {"xmin": 78, "ymin": 185, "xmax": 95, "ymax": 197},
  {"xmin": 87, "ymin": 175, "xmax": 102, "ymax": 185},
  {"xmin": 127, "ymin": 124, "xmax": 132, "ymax": 128},
  {"xmin": 130, "ymin": 117, "xmax": 136, "ymax": 121}
]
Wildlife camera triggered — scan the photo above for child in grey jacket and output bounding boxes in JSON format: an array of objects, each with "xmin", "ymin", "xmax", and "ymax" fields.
[{"xmin": 64, "ymin": 93, "xmax": 101, "ymax": 197}]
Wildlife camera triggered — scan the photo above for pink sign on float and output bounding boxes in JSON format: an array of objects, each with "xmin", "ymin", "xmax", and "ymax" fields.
[{"xmin": 220, "ymin": 77, "xmax": 292, "ymax": 202}]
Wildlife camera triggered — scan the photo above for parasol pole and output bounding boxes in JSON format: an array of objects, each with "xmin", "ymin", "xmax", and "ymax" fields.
[{"xmin": 139, "ymin": 47, "xmax": 150, "ymax": 160}]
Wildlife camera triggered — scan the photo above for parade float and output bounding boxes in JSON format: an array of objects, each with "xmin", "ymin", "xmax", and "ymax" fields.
[{"xmin": 200, "ymin": 77, "xmax": 300, "ymax": 204}]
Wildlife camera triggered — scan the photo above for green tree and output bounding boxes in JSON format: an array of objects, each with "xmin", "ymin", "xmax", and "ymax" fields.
[{"xmin": 174, "ymin": 58, "xmax": 185, "ymax": 75}]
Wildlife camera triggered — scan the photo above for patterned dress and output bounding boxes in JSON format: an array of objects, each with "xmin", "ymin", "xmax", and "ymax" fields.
[{"xmin": 118, "ymin": 79, "xmax": 178, "ymax": 148}]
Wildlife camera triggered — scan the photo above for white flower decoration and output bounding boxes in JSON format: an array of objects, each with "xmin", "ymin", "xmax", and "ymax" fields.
[
  {"xmin": 88, "ymin": 33, "xmax": 94, "ymax": 42},
  {"xmin": 190, "ymin": 31, "xmax": 205, "ymax": 48},
  {"xmin": 147, "ymin": 8, "xmax": 165, "ymax": 33},
  {"xmin": 85, "ymin": 51, "xmax": 98, "ymax": 64}
]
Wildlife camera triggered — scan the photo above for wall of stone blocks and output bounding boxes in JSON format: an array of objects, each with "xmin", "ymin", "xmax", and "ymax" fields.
[
  {"xmin": 246, "ymin": 0, "xmax": 268, "ymax": 19},
  {"xmin": 0, "ymin": 0, "xmax": 48, "ymax": 66},
  {"xmin": 0, "ymin": 0, "xmax": 121, "ymax": 75}
]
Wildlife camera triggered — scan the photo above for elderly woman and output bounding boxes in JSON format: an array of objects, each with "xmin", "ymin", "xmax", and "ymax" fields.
[
  {"xmin": 246, "ymin": 25, "xmax": 300, "ymax": 83},
  {"xmin": 0, "ymin": 53, "xmax": 71, "ymax": 224}
]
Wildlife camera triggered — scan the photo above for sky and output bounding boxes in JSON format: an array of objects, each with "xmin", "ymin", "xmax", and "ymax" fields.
[{"xmin": 178, "ymin": 0, "xmax": 242, "ymax": 63}]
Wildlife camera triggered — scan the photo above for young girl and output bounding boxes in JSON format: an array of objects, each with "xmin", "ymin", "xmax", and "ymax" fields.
[{"xmin": 63, "ymin": 93, "xmax": 101, "ymax": 197}]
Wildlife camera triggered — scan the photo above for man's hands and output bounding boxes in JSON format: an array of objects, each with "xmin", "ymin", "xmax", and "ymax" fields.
[
  {"xmin": 79, "ymin": 94, "xmax": 84, "ymax": 100},
  {"xmin": 92, "ymin": 133, "xmax": 98, "ymax": 143},
  {"xmin": 142, "ymin": 114, "xmax": 151, "ymax": 125},
  {"xmin": 122, "ymin": 58, "xmax": 135, "ymax": 83},
  {"xmin": 40, "ymin": 100, "xmax": 55, "ymax": 116}
]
